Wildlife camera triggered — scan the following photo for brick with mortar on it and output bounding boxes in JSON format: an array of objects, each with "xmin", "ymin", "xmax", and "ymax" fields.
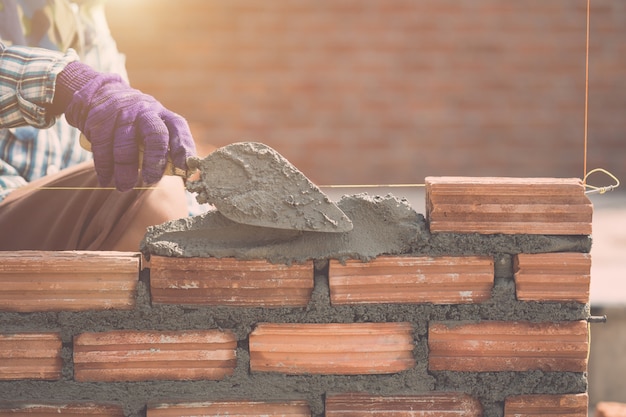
[
  {"xmin": 0, "ymin": 333, "xmax": 62, "ymax": 381},
  {"xmin": 249, "ymin": 322, "xmax": 415, "ymax": 375},
  {"xmin": 325, "ymin": 392, "xmax": 483, "ymax": 416},
  {"xmin": 504, "ymin": 394, "xmax": 588, "ymax": 417},
  {"xmin": 0, "ymin": 403, "xmax": 124, "ymax": 417},
  {"xmin": 329, "ymin": 255, "xmax": 494, "ymax": 305},
  {"xmin": 428, "ymin": 320, "xmax": 588, "ymax": 372},
  {"xmin": 595, "ymin": 401, "xmax": 626, "ymax": 417},
  {"xmin": 425, "ymin": 177, "xmax": 592, "ymax": 235},
  {"xmin": 73, "ymin": 330, "xmax": 236, "ymax": 382},
  {"xmin": 0, "ymin": 251, "xmax": 140, "ymax": 312},
  {"xmin": 147, "ymin": 400, "xmax": 311, "ymax": 417},
  {"xmin": 149, "ymin": 256, "xmax": 314, "ymax": 307},
  {"xmin": 514, "ymin": 253, "xmax": 591, "ymax": 303}
]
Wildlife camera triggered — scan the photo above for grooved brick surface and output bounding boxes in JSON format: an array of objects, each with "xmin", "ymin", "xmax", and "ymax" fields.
[
  {"xmin": 504, "ymin": 394, "xmax": 588, "ymax": 417},
  {"xmin": 73, "ymin": 330, "xmax": 237, "ymax": 382},
  {"xmin": 428, "ymin": 320, "xmax": 589, "ymax": 372},
  {"xmin": 0, "ymin": 333, "xmax": 62, "ymax": 381},
  {"xmin": 0, "ymin": 251, "xmax": 140, "ymax": 312},
  {"xmin": 425, "ymin": 177, "xmax": 592, "ymax": 235},
  {"xmin": 249, "ymin": 322, "xmax": 415, "ymax": 375},
  {"xmin": 329, "ymin": 256, "xmax": 494, "ymax": 304},
  {"xmin": 0, "ymin": 403, "xmax": 124, "ymax": 416},
  {"xmin": 325, "ymin": 392, "xmax": 483, "ymax": 416},
  {"xmin": 147, "ymin": 400, "xmax": 311, "ymax": 417},
  {"xmin": 514, "ymin": 253, "xmax": 591, "ymax": 303},
  {"xmin": 149, "ymin": 256, "xmax": 314, "ymax": 307}
]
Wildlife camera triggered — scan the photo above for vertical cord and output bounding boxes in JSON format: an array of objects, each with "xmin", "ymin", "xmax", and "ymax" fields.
[{"xmin": 583, "ymin": 0, "xmax": 590, "ymax": 180}]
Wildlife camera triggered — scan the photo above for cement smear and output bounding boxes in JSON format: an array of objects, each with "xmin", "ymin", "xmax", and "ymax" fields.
[
  {"xmin": 142, "ymin": 190, "xmax": 590, "ymax": 264},
  {"xmin": 186, "ymin": 142, "xmax": 352, "ymax": 233},
  {"xmin": 144, "ymin": 141, "xmax": 590, "ymax": 263},
  {"xmin": 141, "ymin": 193, "xmax": 421, "ymax": 264}
]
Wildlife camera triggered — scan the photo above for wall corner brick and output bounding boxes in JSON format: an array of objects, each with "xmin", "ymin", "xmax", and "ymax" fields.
[
  {"xmin": 505, "ymin": 393, "xmax": 588, "ymax": 416},
  {"xmin": 425, "ymin": 177, "xmax": 592, "ymax": 235},
  {"xmin": 428, "ymin": 320, "xmax": 589, "ymax": 372},
  {"xmin": 514, "ymin": 252, "xmax": 591, "ymax": 303}
]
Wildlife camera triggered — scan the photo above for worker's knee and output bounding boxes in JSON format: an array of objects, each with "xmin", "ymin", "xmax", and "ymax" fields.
[
  {"xmin": 141, "ymin": 176, "xmax": 189, "ymax": 222},
  {"xmin": 112, "ymin": 176, "xmax": 188, "ymax": 251}
]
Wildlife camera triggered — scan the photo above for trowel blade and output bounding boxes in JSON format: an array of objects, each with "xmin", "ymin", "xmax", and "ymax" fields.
[{"xmin": 186, "ymin": 142, "xmax": 353, "ymax": 233}]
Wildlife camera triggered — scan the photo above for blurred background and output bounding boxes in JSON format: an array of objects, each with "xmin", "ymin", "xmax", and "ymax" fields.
[
  {"xmin": 105, "ymin": 0, "xmax": 625, "ymax": 412},
  {"xmin": 105, "ymin": 0, "xmax": 625, "ymax": 187}
]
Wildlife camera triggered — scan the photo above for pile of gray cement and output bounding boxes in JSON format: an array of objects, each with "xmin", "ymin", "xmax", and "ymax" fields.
[
  {"xmin": 141, "ymin": 193, "xmax": 421, "ymax": 264},
  {"xmin": 142, "ymin": 142, "xmax": 590, "ymax": 263}
]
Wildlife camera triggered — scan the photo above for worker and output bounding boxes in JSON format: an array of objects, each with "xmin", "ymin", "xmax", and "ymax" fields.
[{"xmin": 0, "ymin": 0, "xmax": 198, "ymax": 251}]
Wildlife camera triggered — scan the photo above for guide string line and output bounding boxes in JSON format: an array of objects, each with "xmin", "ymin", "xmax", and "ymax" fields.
[
  {"xmin": 583, "ymin": 0, "xmax": 590, "ymax": 180},
  {"xmin": 581, "ymin": 0, "xmax": 620, "ymax": 195},
  {"xmin": 8, "ymin": 0, "xmax": 619, "ymax": 195}
]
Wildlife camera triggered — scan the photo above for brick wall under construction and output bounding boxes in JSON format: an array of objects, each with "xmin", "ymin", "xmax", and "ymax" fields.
[{"xmin": 0, "ymin": 177, "xmax": 594, "ymax": 417}]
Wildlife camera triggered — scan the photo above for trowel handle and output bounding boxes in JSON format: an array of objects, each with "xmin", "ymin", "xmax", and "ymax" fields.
[{"xmin": 79, "ymin": 133, "xmax": 188, "ymax": 177}]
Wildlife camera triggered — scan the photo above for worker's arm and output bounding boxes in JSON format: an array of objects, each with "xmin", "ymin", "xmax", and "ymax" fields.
[
  {"xmin": 0, "ymin": 42, "xmax": 196, "ymax": 192},
  {"xmin": 0, "ymin": 42, "xmax": 78, "ymax": 129}
]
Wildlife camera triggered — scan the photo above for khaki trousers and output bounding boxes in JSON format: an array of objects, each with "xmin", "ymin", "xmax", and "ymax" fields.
[{"xmin": 0, "ymin": 161, "xmax": 156, "ymax": 250}]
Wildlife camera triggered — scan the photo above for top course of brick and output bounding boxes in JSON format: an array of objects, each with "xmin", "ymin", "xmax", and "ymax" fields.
[{"xmin": 425, "ymin": 177, "xmax": 592, "ymax": 235}]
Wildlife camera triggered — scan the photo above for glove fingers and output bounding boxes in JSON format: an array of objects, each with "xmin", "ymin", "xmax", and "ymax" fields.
[
  {"xmin": 112, "ymin": 122, "xmax": 140, "ymax": 192},
  {"xmin": 161, "ymin": 110, "xmax": 196, "ymax": 169},
  {"xmin": 137, "ymin": 113, "xmax": 169, "ymax": 184},
  {"xmin": 90, "ymin": 140, "xmax": 114, "ymax": 187}
]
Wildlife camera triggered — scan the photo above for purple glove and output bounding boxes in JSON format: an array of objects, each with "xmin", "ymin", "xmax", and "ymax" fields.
[{"xmin": 52, "ymin": 61, "xmax": 196, "ymax": 191}]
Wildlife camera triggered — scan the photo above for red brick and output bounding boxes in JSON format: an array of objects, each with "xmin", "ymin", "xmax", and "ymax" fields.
[
  {"xmin": 428, "ymin": 320, "xmax": 588, "ymax": 372},
  {"xmin": 0, "ymin": 251, "xmax": 140, "ymax": 312},
  {"xmin": 0, "ymin": 333, "xmax": 62, "ymax": 381},
  {"xmin": 325, "ymin": 392, "xmax": 482, "ymax": 416},
  {"xmin": 329, "ymin": 256, "xmax": 493, "ymax": 305},
  {"xmin": 249, "ymin": 322, "xmax": 415, "ymax": 375},
  {"xmin": 73, "ymin": 330, "xmax": 236, "ymax": 382},
  {"xmin": 147, "ymin": 400, "xmax": 310, "ymax": 417},
  {"xmin": 505, "ymin": 394, "xmax": 588, "ymax": 417},
  {"xmin": 514, "ymin": 253, "xmax": 591, "ymax": 303},
  {"xmin": 149, "ymin": 257, "xmax": 314, "ymax": 307},
  {"xmin": 595, "ymin": 401, "xmax": 626, "ymax": 417},
  {"xmin": 0, "ymin": 403, "xmax": 124, "ymax": 417},
  {"xmin": 425, "ymin": 177, "xmax": 592, "ymax": 235}
]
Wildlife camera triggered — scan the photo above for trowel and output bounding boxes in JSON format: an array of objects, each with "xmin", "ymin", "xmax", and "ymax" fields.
[
  {"xmin": 80, "ymin": 136, "xmax": 353, "ymax": 233},
  {"xmin": 186, "ymin": 142, "xmax": 353, "ymax": 233}
]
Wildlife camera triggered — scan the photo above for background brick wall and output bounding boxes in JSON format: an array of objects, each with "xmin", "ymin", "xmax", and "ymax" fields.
[{"xmin": 105, "ymin": 0, "xmax": 625, "ymax": 186}]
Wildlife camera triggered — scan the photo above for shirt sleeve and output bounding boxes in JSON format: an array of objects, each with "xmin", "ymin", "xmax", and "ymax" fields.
[{"xmin": 0, "ymin": 42, "xmax": 79, "ymax": 129}]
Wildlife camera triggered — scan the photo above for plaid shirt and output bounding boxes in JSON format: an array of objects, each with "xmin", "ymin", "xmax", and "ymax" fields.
[
  {"xmin": 0, "ymin": 0, "xmax": 127, "ymax": 202},
  {"xmin": 0, "ymin": 44, "xmax": 90, "ymax": 201}
]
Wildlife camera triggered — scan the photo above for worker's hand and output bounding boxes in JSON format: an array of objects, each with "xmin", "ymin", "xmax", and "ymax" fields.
[{"xmin": 55, "ymin": 61, "xmax": 196, "ymax": 191}]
